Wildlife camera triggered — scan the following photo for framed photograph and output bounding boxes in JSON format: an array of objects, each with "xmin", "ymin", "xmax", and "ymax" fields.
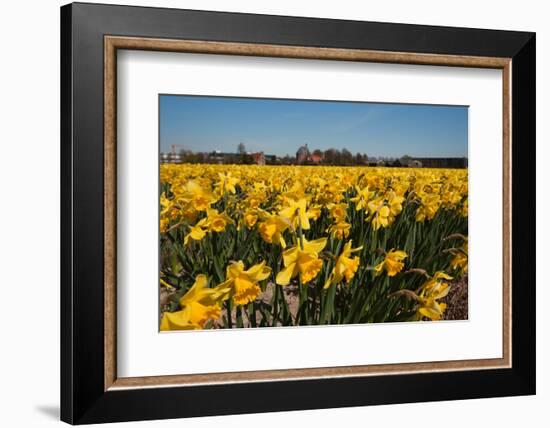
[{"xmin": 61, "ymin": 2, "xmax": 535, "ymax": 424}]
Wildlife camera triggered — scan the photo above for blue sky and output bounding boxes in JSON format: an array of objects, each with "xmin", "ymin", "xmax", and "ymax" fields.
[{"xmin": 159, "ymin": 95, "xmax": 468, "ymax": 158}]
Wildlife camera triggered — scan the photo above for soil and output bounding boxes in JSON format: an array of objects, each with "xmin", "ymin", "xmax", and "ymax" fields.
[{"xmin": 442, "ymin": 274, "xmax": 468, "ymax": 320}]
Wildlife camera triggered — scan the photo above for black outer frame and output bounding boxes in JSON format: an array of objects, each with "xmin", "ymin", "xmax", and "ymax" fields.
[{"xmin": 60, "ymin": 2, "xmax": 535, "ymax": 424}]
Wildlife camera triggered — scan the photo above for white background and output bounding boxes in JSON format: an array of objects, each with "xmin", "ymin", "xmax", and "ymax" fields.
[
  {"xmin": 0, "ymin": 0, "xmax": 546, "ymax": 427},
  {"xmin": 118, "ymin": 51, "xmax": 503, "ymax": 377}
]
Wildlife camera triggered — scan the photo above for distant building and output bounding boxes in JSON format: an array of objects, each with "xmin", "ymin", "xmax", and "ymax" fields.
[
  {"xmin": 310, "ymin": 153, "xmax": 323, "ymax": 164},
  {"xmin": 160, "ymin": 152, "xmax": 183, "ymax": 164},
  {"xmin": 296, "ymin": 144, "xmax": 311, "ymax": 164},
  {"xmin": 296, "ymin": 144, "xmax": 325, "ymax": 164},
  {"xmin": 159, "ymin": 149, "xmax": 278, "ymax": 165},
  {"xmin": 250, "ymin": 152, "xmax": 266, "ymax": 165}
]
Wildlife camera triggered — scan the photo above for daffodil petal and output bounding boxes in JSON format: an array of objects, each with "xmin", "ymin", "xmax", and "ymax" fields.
[{"xmin": 276, "ymin": 262, "xmax": 297, "ymax": 285}]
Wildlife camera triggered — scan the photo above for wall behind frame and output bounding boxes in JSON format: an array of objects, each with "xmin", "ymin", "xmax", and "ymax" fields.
[{"xmin": 0, "ymin": 1, "xmax": 545, "ymax": 427}]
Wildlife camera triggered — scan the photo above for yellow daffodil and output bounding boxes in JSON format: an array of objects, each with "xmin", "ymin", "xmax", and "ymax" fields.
[
  {"xmin": 160, "ymin": 217, "xmax": 169, "ymax": 233},
  {"xmin": 218, "ymin": 260, "xmax": 272, "ymax": 306},
  {"xmin": 375, "ymin": 249, "xmax": 407, "ymax": 277},
  {"xmin": 413, "ymin": 271, "xmax": 453, "ymax": 320},
  {"xmin": 276, "ymin": 237, "xmax": 327, "ymax": 285},
  {"xmin": 460, "ymin": 199, "xmax": 468, "ymax": 217},
  {"xmin": 327, "ymin": 221, "xmax": 351, "ymax": 239},
  {"xmin": 328, "ymin": 203, "xmax": 348, "ymax": 222},
  {"xmin": 183, "ymin": 218, "xmax": 208, "ymax": 245},
  {"xmin": 258, "ymin": 212, "xmax": 290, "ymax": 248},
  {"xmin": 366, "ymin": 191, "xmax": 404, "ymax": 230},
  {"xmin": 160, "ymin": 192, "xmax": 179, "ymax": 232},
  {"xmin": 350, "ymin": 185, "xmax": 373, "ymax": 211},
  {"xmin": 244, "ymin": 191, "xmax": 267, "ymax": 209},
  {"xmin": 415, "ymin": 193, "xmax": 440, "ymax": 222},
  {"xmin": 243, "ymin": 209, "xmax": 259, "ymax": 229},
  {"xmin": 204, "ymin": 208, "xmax": 234, "ymax": 233},
  {"xmin": 387, "ymin": 191, "xmax": 405, "ymax": 217},
  {"xmin": 160, "ymin": 275, "xmax": 229, "ymax": 331},
  {"xmin": 215, "ymin": 172, "xmax": 239, "ymax": 194},
  {"xmin": 180, "ymin": 180, "xmax": 217, "ymax": 211},
  {"xmin": 368, "ymin": 198, "xmax": 391, "ymax": 230},
  {"xmin": 389, "ymin": 271, "xmax": 453, "ymax": 321},
  {"xmin": 282, "ymin": 182, "xmax": 307, "ymax": 201},
  {"xmin": 308, "ymin": 204, "xmax": 322, "ymax": 221},
  {"xmin": 450, "ymin": 241, "xmax": 468, "ymax": 274},
  {"xmin": 160, "ymin": 192, "xmax": 173, "ymax": 216},
  {"xmin": 441, "ymin": 189, "xmax": 462, "ymax": 208},
  {"xmin": 279, "ymin": 198, "xmax": 315, "ymax": 230},
  {"xmin": 324, "ymin": 240, "xmax": 363, "ymax": 289}
]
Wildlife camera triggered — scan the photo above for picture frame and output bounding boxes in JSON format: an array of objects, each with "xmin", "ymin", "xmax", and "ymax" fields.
[{"xmin": 60, "ymin": 2, "xmax": 535, "ymax": 424}]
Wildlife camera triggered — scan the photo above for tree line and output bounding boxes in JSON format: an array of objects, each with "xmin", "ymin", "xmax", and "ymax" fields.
[{"xmin": 172, "ymin": 144, "xmax": 375, "ymax": 166}]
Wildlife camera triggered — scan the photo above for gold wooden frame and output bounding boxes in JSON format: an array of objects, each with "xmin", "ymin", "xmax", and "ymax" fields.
[{"xmin": 104, "ymin": 36, "xmax": 512, "ymax": 391}]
